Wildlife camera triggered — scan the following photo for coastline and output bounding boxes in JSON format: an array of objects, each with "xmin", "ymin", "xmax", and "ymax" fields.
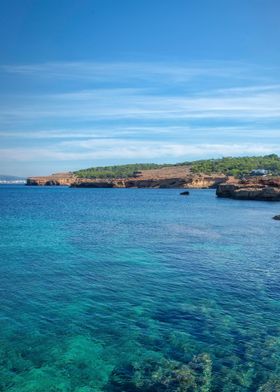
[{"xmin": 26, "ymin": 166, "xmax": 227, "ymax": 189}]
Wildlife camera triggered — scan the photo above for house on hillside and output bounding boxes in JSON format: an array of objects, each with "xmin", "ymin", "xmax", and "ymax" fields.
[
  {"xmin": 250, "ymin": 169, "xmax": 269, "ymax": 176},
  {"xmin": 132, "ymin": 171, "xmax": 142, "ymax": 177}
]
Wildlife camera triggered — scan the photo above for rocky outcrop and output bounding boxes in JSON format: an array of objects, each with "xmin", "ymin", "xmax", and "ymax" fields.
[
  {"xmin": 217, "ymin": 178, "xmax": 280, "ymax": 201},
  {"xmin": 184, "ymin": 175, "xmax": 226, "ymax": 189},
  {"xmin": 26, "ymin": 173, "xmax": 76, "ymax": 186}
]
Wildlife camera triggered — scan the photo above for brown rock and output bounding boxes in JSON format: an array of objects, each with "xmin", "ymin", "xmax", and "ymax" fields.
[{"xmin": 217, "ymin": 177, "xmax": 280, "ymax": 201}]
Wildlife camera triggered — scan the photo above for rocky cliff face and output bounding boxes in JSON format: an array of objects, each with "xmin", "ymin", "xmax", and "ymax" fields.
[
  {"xmin": 216, "ymin": 177, "xmax": 280, "ymax": 201},
  {"xmin": 72, "ymin": 176, "xmax": 226, "ymax": 189},
  {"xmin": 26, "ymin": 173, "xmax": 76, "ymax": 186}
]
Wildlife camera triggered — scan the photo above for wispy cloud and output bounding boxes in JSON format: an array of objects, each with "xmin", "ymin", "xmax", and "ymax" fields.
[
  {"xmin": 1, "ymin": 125, "xmax": 279, "ymax": 140},
  {"xmin": 0, "ymin": 140, "xmax": 279, "ymax": 162},
  {"xmin": 1, "ymin": 87, "xmax": 280, "ymax": 125},
  {"xmin": 1, "ymin": 61, "xmax": 254, "ymax": 84},
  {"xmin": 0, "ymin": 60, "xmax": 279, "ymax": 175}
]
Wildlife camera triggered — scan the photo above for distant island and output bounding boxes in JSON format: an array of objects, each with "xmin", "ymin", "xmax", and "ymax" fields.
[{"xmin": 0, "ymin": 175, "xmax": 26, "ymax": 184}]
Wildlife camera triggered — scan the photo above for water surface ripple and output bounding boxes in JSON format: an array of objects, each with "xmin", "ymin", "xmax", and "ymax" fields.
[{"xmin": 0, "ymin": 186, "xmax": 280, "ymax": 391}]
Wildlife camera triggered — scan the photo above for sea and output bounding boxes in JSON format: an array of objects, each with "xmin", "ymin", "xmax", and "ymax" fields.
[{"xmin": 0, "ymin": 185, "xmax": 280, "ymax": 391}]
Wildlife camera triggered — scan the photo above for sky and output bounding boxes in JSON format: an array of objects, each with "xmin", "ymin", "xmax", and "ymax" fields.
[{"xmin": 0, "ymin": 0, "xmax": 280, "ymax": 176}]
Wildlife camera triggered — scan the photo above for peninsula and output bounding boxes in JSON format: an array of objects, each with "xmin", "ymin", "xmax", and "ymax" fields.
[
  {"xmin": 26, "ymin": 165, "xmax": 226, "ymax": 189},
  {"xmin": 26, "ymin": 155, "xmax": 280, "ymax": 200}
]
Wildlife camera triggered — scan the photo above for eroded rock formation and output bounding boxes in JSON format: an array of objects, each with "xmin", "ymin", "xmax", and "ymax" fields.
[
  {"xmin": 216, "ymin": 178, "xmax": 280, "ymax": 201},
  {"xmin": 26, "ymin": 173, "xmax": 76, "ymax": 186}
]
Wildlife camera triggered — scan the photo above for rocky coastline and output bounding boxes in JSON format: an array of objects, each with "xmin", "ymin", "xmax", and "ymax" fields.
[
  {"xmin": 26, "ymin": 166, "xmax": 227, "ymax": 189},
  {"xmin": 216, "ymin": 178, "xmax": 280, "ymax": 201},
  {"xmin": 26, "ymin": 168, "xmax": 280, "ymax": 202}
]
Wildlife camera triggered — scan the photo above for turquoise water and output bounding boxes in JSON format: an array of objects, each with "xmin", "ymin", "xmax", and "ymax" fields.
[{"xmin": 0, "ymin": 185, "xmax": 280, "ymax": 391}]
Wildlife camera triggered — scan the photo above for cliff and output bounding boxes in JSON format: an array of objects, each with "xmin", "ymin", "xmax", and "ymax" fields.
[
  {"xmin": 216, "ymin": 177, "xmax": 280, "ymax": 201},
  {"xmin": 26, "ymin": 172, "xmax": 76, "ymax": 186},
  {"xmin": 27, "ymin": 167, "xmax": 227, "ymax": 189},
  {"xmin": 71, "ymin": 176, "xmax": 226, "ymax": 189}
]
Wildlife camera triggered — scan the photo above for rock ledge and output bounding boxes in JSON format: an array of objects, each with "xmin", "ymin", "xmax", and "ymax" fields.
[{"xmin": 216, "ymin": 178, "xmax": 280, "ymax": 201}]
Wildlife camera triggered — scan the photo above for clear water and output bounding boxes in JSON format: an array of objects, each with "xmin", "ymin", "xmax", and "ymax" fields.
[{"xmin": 0, "ymin": 185, "xmax": 280, "ymax": 392}]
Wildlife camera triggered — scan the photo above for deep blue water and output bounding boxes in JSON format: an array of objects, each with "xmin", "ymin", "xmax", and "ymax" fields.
[{"xmin": 0, "ymin": 185, "xmax": 280, "ymax": 391}]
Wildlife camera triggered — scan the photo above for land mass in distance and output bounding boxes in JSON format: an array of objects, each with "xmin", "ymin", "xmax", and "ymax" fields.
[{"xmin": 26, "ymin": 155, "xmax": 280, "ymax": 201}]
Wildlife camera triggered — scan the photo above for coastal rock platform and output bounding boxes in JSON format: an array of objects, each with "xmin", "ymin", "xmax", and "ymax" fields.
[{"xmin": 216, "ymin": 178, "xmax": 280, "ymax": 201}]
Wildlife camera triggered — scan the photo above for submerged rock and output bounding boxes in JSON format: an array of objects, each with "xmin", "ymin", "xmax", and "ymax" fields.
[
  {"xmin": 273, "ymin": 215, "xmax": 280, "ymax": 220},
  {"xmin": 258, "ymin": 378, "xmax": 280, "ymax": 392},
  {"xmin": 105, "ymin": 353, "xmax": 212, "ymax": 392}
]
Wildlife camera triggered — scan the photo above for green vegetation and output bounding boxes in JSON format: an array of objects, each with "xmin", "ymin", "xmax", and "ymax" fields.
[
  {"xmin": 74, "ymin": 155, "xmax": 280, "ymax": 179},
  {"xmin": 187, "ymin": 154, "xmax": 280, "ymax": 176},
  {"xmin": 74, "ymin": 163, "xmax": 169, "ymax": 179}
]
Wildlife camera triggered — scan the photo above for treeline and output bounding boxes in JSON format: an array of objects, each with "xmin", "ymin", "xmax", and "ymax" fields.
[
  {"xmin": 74, "ymin": 155, "xmax": 280, "ymax": 178},
  {"xmin": 74, "ymin": 163, "xmax": 169, "ymax": 179},
  {"xmin": 187, "ymin": 154, "xmax": 280, "ymax": 176}
]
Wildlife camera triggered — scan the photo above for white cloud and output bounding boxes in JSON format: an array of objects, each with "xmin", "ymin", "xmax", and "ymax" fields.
[
  {"xmin": 1, "ymin": 61, "xmax": 251, "ymax": 83},
  {"xmin": 1, "ymin": 87, "xmax": 280, "ymax": 125},
  {"xmin": 0, "ymin": 60, "xmax": 279, "ymax": 175},
  {"xmin": 0, "ymin": 140, "xmax": 279, "ymax": 162},
  {"xmin": 1, "ymin": 125, "xmax": 279, "ymax": 141}
]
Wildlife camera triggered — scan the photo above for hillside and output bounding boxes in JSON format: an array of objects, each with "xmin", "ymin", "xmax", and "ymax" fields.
[
  {"xmin": 74, "ymin": 155, "xmax": 280, "ymax": 179},
  {"xmin": 74, "ymin": 163, "xmax": 170, "ymax": 179},
  {"xmin": 188, "ymin": 154, "xmax": 280, "ymax": 176}
]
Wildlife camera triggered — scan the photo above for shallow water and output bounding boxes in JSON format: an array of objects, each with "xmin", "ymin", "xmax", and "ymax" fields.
[{"xmin": 0, "ymin": 185, "xmax": 280, "ymax": 391}]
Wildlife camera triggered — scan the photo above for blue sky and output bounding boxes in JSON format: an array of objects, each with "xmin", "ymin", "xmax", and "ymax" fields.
[{"xmin": 0, "ymin": 0, "xmax": 280, "ymax": 176}]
